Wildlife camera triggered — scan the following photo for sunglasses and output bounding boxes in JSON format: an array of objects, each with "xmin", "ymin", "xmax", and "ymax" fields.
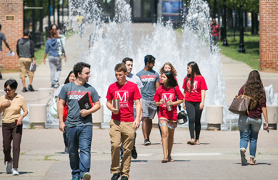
[{"xmin": 4, "ymin": 89, "xmax": 13, "ymax": 92}]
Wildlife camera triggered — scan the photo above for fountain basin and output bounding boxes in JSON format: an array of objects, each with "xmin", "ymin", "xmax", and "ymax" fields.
[
  {"xmin": 206, "ymin": 105, "xmax": 223, "ymax": 130},
  {"xmin": 29, "ymin": 104, "xmax": 47, "ymax": 129},
  {"xmin": 262, "ymin": 105, "xmax": 278, "ymax": 130}
]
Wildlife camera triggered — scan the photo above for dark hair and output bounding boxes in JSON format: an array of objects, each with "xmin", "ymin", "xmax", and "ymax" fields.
[
  {"xmin": 144, "ymin": 55, "xmax": 155, "ymax": 66},
  {"xmin": 163, "ymin": 71, "xmax": 178, "ymax": 88},
  {"xmin": 64, "ymin": 70, "xmax": 76, "ymax": 84},
  {"xmin": 23, "ymin": 29, "xmax": 29, "ymax": 36},
  {"xmin": 50, "ymin": 29, "xmax": 58, "ymax": 38},
  {"xmin": 0, "ymin": 24, "xmax": 2, "ymax": 30},
  {"xmin": 114, "ymin": 63, "xmax": 127, "ymax": 73},
  {"xmin": 185, "ymin": 61, "xmax": 202, "ymax": 93},
  {"xmin": 48, "ymin": 24, "xmax": 59, "ymax": 37},
  {"xmin": 159, "ymin": 62, "xmax": 177, "ymax": 77},
  {"xmin": 244, "ymin": 70, "xmax": 265, "ymax": 110},
  {"xmin": 122, "ymin": 57, "xmax": 133, "ymax": 64},
  {"xmin": 4, "ymin": 79, "xmax": 18, "ymax": 89},
  {"xmin": 73, "ymin": 62, "xmax": 91, "ymax": 77}
]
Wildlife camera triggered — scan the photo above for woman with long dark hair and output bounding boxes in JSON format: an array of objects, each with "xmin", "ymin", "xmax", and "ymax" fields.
[
  {"xmin": 55, "ymin": 71, "xmax": 76, "ymax": 153},
  {"xmin": 153, "ymin": 71, "xmax": 184, "ymax": 163},
  {"xmin": 182, "ymin": 61, "xmax": 207, "ymax": 145},
  {"xmin": 238, "ymin": 70, "xmax": 268, "ymax": 165}
]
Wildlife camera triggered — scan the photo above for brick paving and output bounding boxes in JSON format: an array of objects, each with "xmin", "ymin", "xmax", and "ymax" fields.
[{"xmin": 0, "ymin": 23, "xmax": 277, "ymax": 179}]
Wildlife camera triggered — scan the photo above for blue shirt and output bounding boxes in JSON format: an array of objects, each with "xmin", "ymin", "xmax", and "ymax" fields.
[{"xmin": 45, "ymin": 38, "xmax": 64, "ymax": 57}]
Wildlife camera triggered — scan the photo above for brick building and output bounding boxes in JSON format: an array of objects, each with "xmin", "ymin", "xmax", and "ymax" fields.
[
  {"xmin": 260, "ymin": 0, "xmax": 278, "ymax": 72},
  {"xmin": 0, "ymin": 0, "xmax": 23, "ymax": 71}
]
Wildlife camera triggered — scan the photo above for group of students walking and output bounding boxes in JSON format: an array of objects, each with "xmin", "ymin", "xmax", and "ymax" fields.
[{"xmin": 0, "ymin": 54, "xmax": 269, "ymax": 179}]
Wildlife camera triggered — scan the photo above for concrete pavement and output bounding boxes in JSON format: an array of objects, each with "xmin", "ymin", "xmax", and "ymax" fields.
[{"xmin": 0, "ymin": 23, "xmax": 277, "ymax": 179}]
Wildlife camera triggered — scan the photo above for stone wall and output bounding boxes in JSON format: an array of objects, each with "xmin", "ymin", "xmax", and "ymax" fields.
[
  {"xmin": 260, "ymin": 0, "xmax": 278, "ymax": 72},
  {"xmin": 0, "ymin": 0, "xmax": 23, "ymax": 70}
]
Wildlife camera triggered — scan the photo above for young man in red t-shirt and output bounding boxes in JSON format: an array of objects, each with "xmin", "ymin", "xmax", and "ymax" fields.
[{"xmin": 106, "ymin": 63, "xmax": 141, "ymax": 180}]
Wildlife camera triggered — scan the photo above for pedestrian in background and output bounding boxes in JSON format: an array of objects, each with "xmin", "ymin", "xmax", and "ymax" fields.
[
  {"xmin": 153, "ymin": 71, "xmax": 183, "ymax": 163},
  {"xmin": 210, "ymin": 18, "xmax": 220, "ymax": 45},
  {"xmin": 0, "ymin": 24, "xmax": 12, "ymax": 79},
  {"xmin": 0, "ymin": 79, "xmax": 28, "ymax": 176},
  {"xmin": 238, "ymin": 70, "xmax": 269, "ymax": 166},
  {"xmin": 183, "ymin": 61, "xmax": 207, "ymax": 145},
  {"xmin": 136, "ymin": 55, "xmax": 160, "ymax": 146},
  {"xmin": 44, "ymin": 30, "xmax": 67, "ymax": 88},
  {"xmin": 16, "ymin": 29, "xmax": 36, "ymax": 92}
]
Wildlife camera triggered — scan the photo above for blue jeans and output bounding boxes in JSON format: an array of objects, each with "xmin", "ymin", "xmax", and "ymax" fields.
[
  {"xmin": 66, "ymin": 125, "xmax": 92, "ymax": 178},
  {"xmin": 238, "ymin": 115, "xmax": 262, "ymax": 158}
]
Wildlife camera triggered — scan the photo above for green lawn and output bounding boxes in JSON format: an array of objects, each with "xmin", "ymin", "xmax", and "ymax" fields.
[
  {"xmin": 218, "ymin": 29, "xmax": 260, "ymax": 70},
  {"xmin": 35, "ymin": 44, "xmax": 45, "ymax": 65}
]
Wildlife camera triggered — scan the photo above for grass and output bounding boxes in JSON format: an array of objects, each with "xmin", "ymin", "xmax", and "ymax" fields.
[
  {"xmin": 35, "ymin": 45, "xmax": 46, "ymax": 65},
  {"xmin": 218, "ymin": 28, "xmax": 260, "ymax": 70}
]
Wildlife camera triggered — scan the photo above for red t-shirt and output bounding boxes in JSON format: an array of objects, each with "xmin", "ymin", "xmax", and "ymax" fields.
[
  {"xmin": 182, "ymin": 75, "xmax": 208, "ymax": 102},
  {"xmin": 153, "ymin": 85, "xmax": 184, "ymax": 120},
  {"xmin": 211, "ymin": 24, "xmax": 219, "ymax": 37},
  {"xmin": 159, "ymin": 74, "xmax": 179, "ymax": 87},
  {"xmin": 238, "ymin": 86, "xmax": 266, "ymax": 119},
  {"xmin": 106, "ymin": 81, "xmax": 142, "ymax": 122}
]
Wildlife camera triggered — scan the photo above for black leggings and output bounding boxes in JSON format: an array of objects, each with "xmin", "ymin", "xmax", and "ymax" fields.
[{"xmin": 185, "ymin": 101, "xmax": 203, "ymax": 140}]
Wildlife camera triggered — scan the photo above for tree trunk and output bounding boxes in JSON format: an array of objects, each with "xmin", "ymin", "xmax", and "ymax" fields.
[
  {"xmin": 227, "ymin": 8, "xmax": 233, "ymax": 28},
  {"xmin": 251, "ymin": 13, "xmax": 254, "ymax": 35},
  {"xmin": 244, "ymin": 11, "xmax": 248, "ymax": 32},
  {"xmin": 254, "ymin": 13, "xmax": 258, "ymax": 35}
]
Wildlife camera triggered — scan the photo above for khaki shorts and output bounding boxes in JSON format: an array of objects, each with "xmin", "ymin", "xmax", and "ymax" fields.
[{"xmin": 19, "ymin": 58, "xmax": 34, "ymax": 78}]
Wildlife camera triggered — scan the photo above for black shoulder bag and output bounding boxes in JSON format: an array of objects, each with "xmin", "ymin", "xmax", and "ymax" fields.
[{"xmin": 173, "ymin": 87, "xmax": 188, "ymax": 124}]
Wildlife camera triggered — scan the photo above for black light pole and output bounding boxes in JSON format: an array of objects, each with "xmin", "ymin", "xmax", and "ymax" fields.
[
  {"xmin": 23, "ymin": 1, "xmax": 26, "ymax": 29},
  {"xmin": 32, "ymin": 0, "xmax": 36, "ymax": 43},
  {"xmin": 62, "ymin": 0, "xmax": 64, "ymax": 26},
  {"xmin": 222, "ymin": 0, "xmax": 228, "ymax": 46},
  {"xmin": 40, "ymin": 0, "xmax": 43, "ymax": 32},
  {"xmin": 48, "ymin": 0, "xmax": 51, "ymax": 29},
  {"xmin": 213, "ymin": 0, "xmax": 217, "ymax": 18},
  {"xmin": 58, "ymin": 1, "xmax": 60, "ymax": 27},
  {"xmin": 53, "ymin": 0, "xmax": 55, "ymax": 24},
  {"xmin": 238, "ymin": 5, "xmax": 245, "ymax": 53}
]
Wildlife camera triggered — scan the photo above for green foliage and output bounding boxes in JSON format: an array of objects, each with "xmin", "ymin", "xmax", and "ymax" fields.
[{"xmin": 219, "ymin": 28, "xmax": 260, "ymax": 70}]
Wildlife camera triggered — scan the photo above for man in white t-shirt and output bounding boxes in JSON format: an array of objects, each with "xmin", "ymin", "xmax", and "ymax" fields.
[{"xmin": 120, "ymin": 57, "xmax": 143, "ymax": 160}]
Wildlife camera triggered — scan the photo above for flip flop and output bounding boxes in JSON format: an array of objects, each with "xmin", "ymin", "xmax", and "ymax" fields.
[
  {"xmin": 161, "ymin": 159, "xmax": 168, "ymax": 163},
  {"xmin": 240, "ymin": 150, "xmax": 247, "ymax": 166},
  {"xmin": 187, "ymin": 141, "xmax": 195, "ymax": 145},
  {"xmin": 168, "ymin": 157, "xmax": 174, "ymax": 162},
  {"xmin": 250, "ymin": 160, "xmax": 257, "ymax": 165}
]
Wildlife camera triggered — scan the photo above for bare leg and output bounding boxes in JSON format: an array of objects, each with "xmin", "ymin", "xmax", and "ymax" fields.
[
  {"xmin": 167, "ymin": 128, "xmax": 175, "ymax": 162},
  {"xmin": 147, "ymin": 119, "xmax": 152, "ymax": 139},
  {"xmin": 29, "ymin": 76, "xmax": 33, "ymax": 85},
  {"xmin": 142, "ymin": 117, "xmax": 149, "ymax": 140},
  {"xmin": 21, "ymin": 77, "xmax": 26, "ymax": 87},
  {"xmin": 160, "ymin": 125, "xmax": 168, "ymax": 162}
]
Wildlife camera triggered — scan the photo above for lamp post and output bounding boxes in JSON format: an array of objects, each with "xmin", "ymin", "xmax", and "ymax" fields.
[
  {"xmin": 238, "ymin": 5, "xmax": 245, "ymax": 53},
  {"xmin": 40, "ymin": 0, "xmax": 43, "ymax": 32},
  {"xmin": 213, "ymin": 0, "xmax": 217, "ymax": 18},
  {"xmin": 53, "ymin": 0, "xmax": 55, "ymax": 24},
  {"xmin": 32, "ymin": 0, "xmax": 36, "ymax": 43},
  {"xmin": 222, "ymin": 0, "xmax": 228, "ymax": 46},
  {"xmin": 58, "ymin": 1, "xmax": 60, "ymax": 27}
]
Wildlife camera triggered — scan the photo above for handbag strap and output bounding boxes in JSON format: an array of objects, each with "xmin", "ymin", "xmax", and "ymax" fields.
[{"xmin": 173, "ymin": 86, "xmax": 182, "ymax": 111}]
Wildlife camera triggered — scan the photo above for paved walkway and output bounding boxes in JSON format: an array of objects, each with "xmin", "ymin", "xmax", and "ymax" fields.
[{"xmin": 0, "ymin": 23, "xmax": 277, "ymax": 179}]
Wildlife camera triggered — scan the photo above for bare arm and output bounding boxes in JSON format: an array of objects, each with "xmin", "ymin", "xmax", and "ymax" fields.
[
  {"xmin": 3, "ymin": 40, "xmax": 11, "ymax": 50},
  {"xmin": 106, "ymin": 100, "xmax": 118, "ymax": 114},
  {"xmin": 43, "ymin": 53, "xmax": 48, "ymax": 64},
  {"xmin": 199, "ymin": 90, "xmax": 206, "ymax": 110},
  {"xmin": 262, "ymin": 107, "xmax": 268, "ymax": 130},
  {"xmin": 58, "ymin": 98, "xmax": 66, "ymax": 132},
  {"xmin": 80, "ymin": 100, "xmax": 101, "ymax": 117},
  {"xmin": 155, "ymin": 81, "xmax": 160, "ymax": 90},
  {"xmin": 133, "ymin": 99, "xmax": 141, "ymax": 130}
]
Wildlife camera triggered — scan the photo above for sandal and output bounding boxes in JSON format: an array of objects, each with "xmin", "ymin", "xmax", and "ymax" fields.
[
  {"xmin": 161, "ymin": 158, "xmax": 168, "ymax": 163},
  {"xmin": 250, "ymin": 160, "xmax": 257, "ymax": 165},
  {"xmin": 240, "ymin": 150, "xmax": 247, "ymax": 166},
  {"xmin": 187, "ymin": 140, "xmax": 195, "ymax": 145},
  {"xmin": 168, "ymin": 157, "xmax": 174, "ymax": 162}
]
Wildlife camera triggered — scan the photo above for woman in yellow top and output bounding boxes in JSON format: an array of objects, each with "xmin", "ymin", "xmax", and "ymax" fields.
[{"xmin": 0, "ymin": 79, "xmax": 28, "ymax": 176}]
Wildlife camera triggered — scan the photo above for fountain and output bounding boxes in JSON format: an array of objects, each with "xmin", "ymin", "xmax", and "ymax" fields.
[{"xmin": 61, "ymin": 0, "xmax": 227, "ymax": 128}]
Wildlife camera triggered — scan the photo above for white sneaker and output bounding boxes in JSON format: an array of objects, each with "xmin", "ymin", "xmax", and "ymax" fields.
[
  {"xmin": 6, "ymin": 161, "xmax": 12, "ymax": 174},
  {"xmin": 82, "ymin": 172, "xmax": 91, "ymax": 180},
  {"xmin": 12, "ymin": 168, "xmax": 19, "ymax": 176}
]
